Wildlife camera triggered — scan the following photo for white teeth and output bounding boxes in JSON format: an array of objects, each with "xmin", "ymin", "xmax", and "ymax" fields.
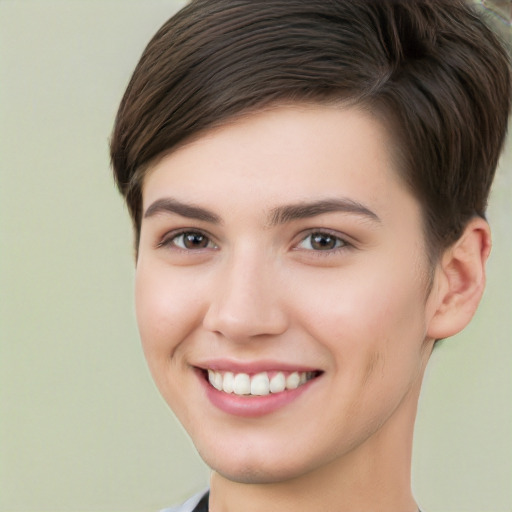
[
  {"xmin": 233, "ymin": 373, "xmax": 251, "ymax": 395},
  {"xmin": 286, "ymin": 372, "xmax": 301, "ymax": 389},
  {"xmin": 222, "ymin": 371, "xmax": 234, "ymax": 393},
  {"xmin": 208, "ymin": 370, "xmax": 223, "ymax": 391},
  {"xmin": 207, "ymin": 369, "xmax": 316, "ymax": 396},
  {"xmin": 214, "ymin": 372, "xmax": 223, "ymax": 390},
  {"xmin": 269, "ymin": 372, "xmax": 286, "ymax": 393},
  {"xmin": 250, "ymin": 372, "xmax": 270, "ymax": 396}
]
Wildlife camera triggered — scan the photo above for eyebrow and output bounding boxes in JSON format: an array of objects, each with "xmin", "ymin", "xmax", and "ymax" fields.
[
  {"xmin": 144, "ymin": 197, "xmax": 221, "ymax": 224},
  {"xmin": 143, "ymin": 197, "xmax": 380, "ymax": 226},
  {"xmin": 268, "ymin": 198, "xmax": 381, "ymax": 226}
]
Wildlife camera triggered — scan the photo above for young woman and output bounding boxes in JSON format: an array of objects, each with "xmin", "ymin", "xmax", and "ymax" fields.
[{"xmin": 110, "ymin": 1, "xmax": 511, "ymax": 511}]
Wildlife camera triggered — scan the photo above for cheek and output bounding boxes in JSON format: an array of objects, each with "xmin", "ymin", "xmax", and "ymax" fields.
[
  {"xmin": 298, "ymin": 267, "xmax": 429, "ymax": 437},
  {"xmin": 134, "ymin": 262, "xmax": 214, "ymax": 421},
  {"xmin": 134, "ymin": 263, "xmax": 203, "ymax": 366},
  {"xmin": 293, "ymin": 261, "xmax": 429, "ymax": 375}
]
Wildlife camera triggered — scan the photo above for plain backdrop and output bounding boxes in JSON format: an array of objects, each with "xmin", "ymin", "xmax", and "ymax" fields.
[{"xmin": 1, "ymin": 1, "xmax": 510, "ymax": 511}]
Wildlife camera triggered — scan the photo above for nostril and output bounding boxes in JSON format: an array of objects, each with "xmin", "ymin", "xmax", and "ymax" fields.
[{"xmin": 202, "ymin": 305, "xmax": 289, "ymax": 341}]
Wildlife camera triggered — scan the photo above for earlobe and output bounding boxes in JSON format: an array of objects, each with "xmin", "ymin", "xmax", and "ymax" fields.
[{"xmin": 426, "ymin": 217, "xmax": 491, "ymax": 340}]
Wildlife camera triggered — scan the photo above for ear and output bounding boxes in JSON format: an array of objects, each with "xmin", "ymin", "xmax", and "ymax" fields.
[{"xmin": 426, "ymin": 217, "xmax": 491, "ymax": 340}]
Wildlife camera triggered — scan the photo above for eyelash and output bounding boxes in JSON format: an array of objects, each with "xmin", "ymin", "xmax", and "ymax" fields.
[
  {"xmin": 158, "ymin": 229, "xmax": 352, "ymax": 255},
  {"xmin": 158, "ymin": 230, "xmax": 218, "ymax": 251},
  {"xmin": 295, "ymin": 230, "xmax": 351, "ymax": 254}
]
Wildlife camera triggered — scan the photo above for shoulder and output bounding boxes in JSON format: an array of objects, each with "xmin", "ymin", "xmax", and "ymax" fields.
[{"xmin": 160, "ymin": 489, "xmax": 209, "ymax": 512}]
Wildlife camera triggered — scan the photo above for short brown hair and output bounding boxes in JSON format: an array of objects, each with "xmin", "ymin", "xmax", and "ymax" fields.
[{"xmin": 110, "ymin": 0, "xmax": 511, "ymax": 257}]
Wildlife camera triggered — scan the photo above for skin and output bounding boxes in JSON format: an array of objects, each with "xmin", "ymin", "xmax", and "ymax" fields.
[{"xmin": 135, "ymin": 105, "xmax": 490, "ymax": 512}]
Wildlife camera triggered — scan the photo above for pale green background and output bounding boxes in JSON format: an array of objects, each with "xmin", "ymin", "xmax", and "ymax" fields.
[{"xmin": 0, "ymin": 1, "xmax": 510, "ymax": 511}]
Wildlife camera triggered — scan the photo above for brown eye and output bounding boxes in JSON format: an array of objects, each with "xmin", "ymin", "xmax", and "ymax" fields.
[
  {"xmin": 170, "ymin": 231, "xmax": 215, "ymax": 250},
  {"xmin": 298, "ymin": 232, "xmax": 346, "ymax": 251}
]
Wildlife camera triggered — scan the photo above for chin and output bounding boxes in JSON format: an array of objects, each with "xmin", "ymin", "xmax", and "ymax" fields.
[
  {"xmin": 212, "ymin": 465, "xmax": 289, "ymax": 485},
  {"xmin": 206, "ymin": 458, "xmax": 306, "ymax": 485},
  {"xmin": 195, "ymin": 438, "xmax": 333, "ymax": 485}
]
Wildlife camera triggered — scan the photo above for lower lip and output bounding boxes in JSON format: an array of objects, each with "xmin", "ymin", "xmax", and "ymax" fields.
[{"xmin": 198, "ymin": 370, "xmax": 318, "ymax": 418}]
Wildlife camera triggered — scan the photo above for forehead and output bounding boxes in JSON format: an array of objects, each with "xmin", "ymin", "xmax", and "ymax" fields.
[{"xmin": 141, "ymin": 104, "xmax": 419, "ymax": 226}]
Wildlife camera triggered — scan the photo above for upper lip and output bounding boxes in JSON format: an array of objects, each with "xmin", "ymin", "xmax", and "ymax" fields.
[{"xmin": 194, "ymin": 358, "xmax": 321, "ymax": 374}]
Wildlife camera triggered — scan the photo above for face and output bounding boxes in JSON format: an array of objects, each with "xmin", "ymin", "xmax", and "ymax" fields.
[{"xmin": 135, "ymin": 105, "xmax": 438, "ymax": 484}]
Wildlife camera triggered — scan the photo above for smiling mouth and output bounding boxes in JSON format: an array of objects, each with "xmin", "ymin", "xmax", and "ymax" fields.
[{"xmin": 205, "ymin": 369, "xmax": 322, "ymax": 397}]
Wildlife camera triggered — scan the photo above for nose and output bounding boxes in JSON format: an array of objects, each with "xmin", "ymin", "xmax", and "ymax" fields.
[{"xmin": 202, "ymin": 250, "xmax": 289, "ymax": 342}]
